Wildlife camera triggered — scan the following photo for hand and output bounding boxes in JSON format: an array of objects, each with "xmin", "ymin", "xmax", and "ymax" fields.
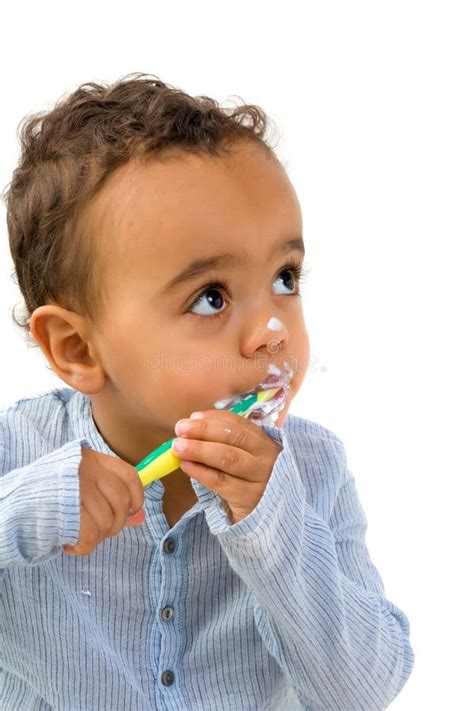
[
  {"xmin": 63, "ymin": 448, "xmax": 146, "ymax": 557},
  {"xmin": 172, "ymin": 410, "xmax": 283, "ymax": 524}
]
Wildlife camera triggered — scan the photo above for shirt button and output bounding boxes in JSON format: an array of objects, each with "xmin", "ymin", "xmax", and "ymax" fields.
[
  {"xmin": 161, "ymin": 670, "xmax": 175, "ymax": 686},
  {"xmin": 160, "ymin": 606, "xmax": 175, "ymax": 622},
  {"xmin": 163, "ymin": 537, "xmax": 176, "ymax": 554}
]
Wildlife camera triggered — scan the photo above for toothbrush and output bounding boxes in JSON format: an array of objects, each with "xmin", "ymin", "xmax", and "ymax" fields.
[{"xmin": 135, "ymin": 387, "xmax": 281, "ymax": 488}]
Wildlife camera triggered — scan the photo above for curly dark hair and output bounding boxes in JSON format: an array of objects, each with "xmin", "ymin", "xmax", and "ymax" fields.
[{"xmin": 2, "ymin": 72, "xmax": 279, "ymax": 348}]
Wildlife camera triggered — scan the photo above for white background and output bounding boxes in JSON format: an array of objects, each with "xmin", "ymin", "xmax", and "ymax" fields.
[{"xmin": 1, "ymin": 1, "xmax": 473, "ymax": 708}]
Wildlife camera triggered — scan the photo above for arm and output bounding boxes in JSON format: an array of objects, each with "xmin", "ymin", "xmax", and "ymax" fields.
[
  {"xmin": 0, "ymin": 434, "xmax": 87, "ymax": 570},
  {"xmin": 193, "ymin": 424, "xmax": 415, "ymax": 711}
]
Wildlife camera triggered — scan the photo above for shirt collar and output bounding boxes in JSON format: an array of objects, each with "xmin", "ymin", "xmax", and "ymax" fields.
[{"xmin": 67, "ymin": 388, "xmax": 291, "ymax": 503}]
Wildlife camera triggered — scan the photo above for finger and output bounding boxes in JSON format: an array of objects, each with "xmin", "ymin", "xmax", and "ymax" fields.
[
  {"xmin": 179, "ymin": 458, "xmax": 266, "ymax": 508},
  {"xmin": 105, "ymin": 458, "xmax": 145, "ymax": 515},
  {"xmin": 175, "ymin": 412, "xmax": 280, "ymax": 467},
  {"xmin": 64, "ymin": 504, "xmax": 102, "ymax": 557},
  {"xmin": 125, "ymin": 508, "xmax": 146, "ymax": 527},
  {"xmin": 190, "ymin": 409, "xmax": 257, "ymax": 430},
  {"xmin": 176, "ymin": 413, "xmax": 270, "ymax": 458},
  {"xmin": 172, "ymin": 436, "xmax": 265, "ymax": 483},
  {"xmin": 192, "ymin": 408, "xmax": 282, "ymax": 451},
  {"xmin": 80, "ymin": 489, "xmax": 117, "ymax": 538},
  {"xmin": 95, "ymin": 472, "xmax": 134, "ymax": 536}
]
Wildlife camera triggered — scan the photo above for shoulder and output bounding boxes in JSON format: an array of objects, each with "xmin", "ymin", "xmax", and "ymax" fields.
[
  {"xmin": 282, "ymin": 412, "xmax": 350, "ymax": 518},
  {"xmin": 0, "ymin": 387, "xmax": 76, "ymax": 471},
  {"xmin": 284, "ymin": 411, "xmax": 347, "ymax": 462},
  {"xmin": 285, "ymin": 411, "xmax": 343, "ymax": 444}
]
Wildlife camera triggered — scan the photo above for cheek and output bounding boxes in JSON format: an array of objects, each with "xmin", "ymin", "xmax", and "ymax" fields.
[
  {"xmin": 95, "ymin": 325, "xmax": 146, "ymax": 385},
  {"xmin": 93, "ymin": 316, "xmax": 234, "ymax": 427},
  {"xmin": 265, "ymin": 325, "xmax": 310, "ymax": 428},
  {"xmin": 299, "ymin": 331, "xmax": 311, "ymax": 381},
  {"xmin": 144, "ymin": 349, "xmax": 234, "ymax": 418},
  {"xmin": 288, "ymin": 322, "xmax": 311, "ymax": 388}
]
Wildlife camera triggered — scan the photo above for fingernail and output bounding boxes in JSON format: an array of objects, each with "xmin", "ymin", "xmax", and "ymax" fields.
[
  {"xmin": 172, "ymin": 438, "xmax": 186, "ymax": 452},
  {"xmin": 190, "ymin": 412, "xmax": 204, "ymax": 419},
  {"xmin": 127, "ymin": 509, "xmax": 145, "ymax": 525},
  {"xmin": 175, "ymin": 419, "xmax": 191, "ymax": 434}
]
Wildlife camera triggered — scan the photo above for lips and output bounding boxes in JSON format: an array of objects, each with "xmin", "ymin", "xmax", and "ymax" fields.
[
  {"xmin": 254, "ymin": 362, "xmax": 292, "ymax": 393},
  {"xmin": 213, "ymin": 360, "xmax": 294, "ymax": 426}
]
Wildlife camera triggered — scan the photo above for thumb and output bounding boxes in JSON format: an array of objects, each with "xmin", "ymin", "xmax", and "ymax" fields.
[{"xmin": 126, "ymin": 508, "xmax": 146, "ymax": 526}]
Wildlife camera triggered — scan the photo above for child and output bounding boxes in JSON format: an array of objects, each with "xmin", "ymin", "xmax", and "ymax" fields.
[{"xmin": 1, "ymin": 73, "xmax": 414, "ymax": 710}]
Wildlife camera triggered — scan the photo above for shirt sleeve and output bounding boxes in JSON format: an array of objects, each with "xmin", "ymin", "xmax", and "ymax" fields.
[
  {"xmin": 190, "ymin": 422, "xmax": 415, "ymax": 711},
  {"xmin": 0, "ymin": 435, "xmax": 89, "ymax": 570}
]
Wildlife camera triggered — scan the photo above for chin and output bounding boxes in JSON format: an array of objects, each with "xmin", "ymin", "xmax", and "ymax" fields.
[
  {"xmin": 274, "ymin": 410, "xmax": 287, "ymax": 428},
  {"xmin": 272, "ymin": 391, "xmax": 292, "ymax": 428}
]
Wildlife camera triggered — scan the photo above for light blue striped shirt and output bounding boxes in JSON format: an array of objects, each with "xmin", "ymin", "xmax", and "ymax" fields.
[{"xmin": 0, "ymin": 387, "xmax": 414, "ymax": 710}]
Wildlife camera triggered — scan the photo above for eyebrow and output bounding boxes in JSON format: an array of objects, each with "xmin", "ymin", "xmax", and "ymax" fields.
[{"xmin": 162, "ymin": 236, "xmax": 305, "ymax": 294}]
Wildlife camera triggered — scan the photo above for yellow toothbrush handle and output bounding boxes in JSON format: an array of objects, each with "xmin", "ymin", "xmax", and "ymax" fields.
[
  {"xmin": 138, "ymin": 448, "xmax": 182, "ymax": 487},
  {"xmin": 136, "ymin": 387, "xmax": 281, "ymax": 487}
]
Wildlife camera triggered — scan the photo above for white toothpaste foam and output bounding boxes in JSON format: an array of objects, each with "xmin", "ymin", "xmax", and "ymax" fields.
[
  {"xmin": 212, "ymin": 359, "xmax": 294, "ymax": 427},
  {"xmin": 267, "ymin": 317, "xmax": 283, "ymax": 331},
  {"xmin": 267, "ymin": 362, "xmax": 282, "ymax": 377},
  {"xmin": 213, "ymin": 396, "xmax": 234, "ymax": 409}
]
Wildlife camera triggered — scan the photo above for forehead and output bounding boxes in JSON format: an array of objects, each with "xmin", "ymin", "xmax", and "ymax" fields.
[{"xmin": 86, "ymin": 142, "xmax": 302, "ymax": 285}]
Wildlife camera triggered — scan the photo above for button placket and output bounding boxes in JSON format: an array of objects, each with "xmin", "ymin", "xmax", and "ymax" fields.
[{"xmin": 158, "ymin": 535, "xmax": 179, "ymax": 696}]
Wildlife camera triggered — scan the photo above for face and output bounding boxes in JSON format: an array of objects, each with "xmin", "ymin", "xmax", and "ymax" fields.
[{"xmin": 76, "ymin": 141, "xmax": 311, "ymax": 460}]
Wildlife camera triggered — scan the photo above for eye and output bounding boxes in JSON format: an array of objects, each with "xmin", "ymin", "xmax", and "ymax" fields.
[
  {"xmin": 188, "ymin": 282, "xmax": 229, "ymax": 320},
  {"xmin": 273, "ymin": 260, "xmax": 305, "ymax": 295},
  {"xmin": 187, "ymin": 259, "xmax": 309, "ymax": 323}
]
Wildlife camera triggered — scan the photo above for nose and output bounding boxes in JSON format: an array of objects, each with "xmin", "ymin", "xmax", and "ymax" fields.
[{"xmin": 240, "ymin": 312, "xmax": 290, "ymax": 359}]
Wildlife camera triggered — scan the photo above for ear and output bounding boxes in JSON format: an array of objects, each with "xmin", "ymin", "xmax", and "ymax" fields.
[{"xmin": 29, "ymin": 304, "xmax": 106, "ymax": 394}]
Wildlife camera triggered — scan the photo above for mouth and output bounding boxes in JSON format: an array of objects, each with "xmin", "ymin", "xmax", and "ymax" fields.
[{"xmin": 213, "ymin": 361, "xmax": 294, "ymax": 424}]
